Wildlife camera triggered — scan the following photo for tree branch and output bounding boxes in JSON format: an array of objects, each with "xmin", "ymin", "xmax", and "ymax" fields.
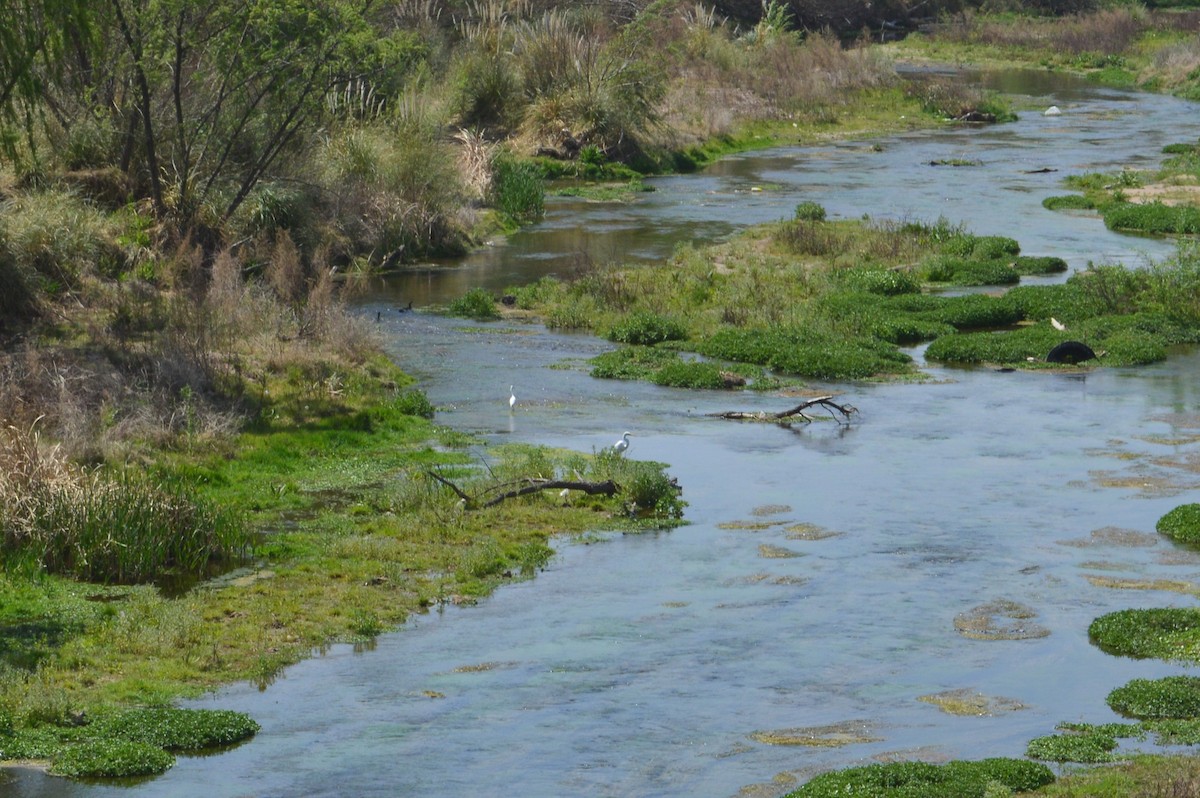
[{"xmin": 708, "ymin": 395, "xmax": 857, "ymax": 426}]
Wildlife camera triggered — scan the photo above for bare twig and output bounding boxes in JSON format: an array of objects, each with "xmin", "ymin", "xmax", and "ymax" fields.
[
  {"xmin": 482, "ymin": 478, "xmax": 618, "ymax": 508},
  {"xmin": 708, "ymin": 395, "xmax": 857, "ymax": 426}
]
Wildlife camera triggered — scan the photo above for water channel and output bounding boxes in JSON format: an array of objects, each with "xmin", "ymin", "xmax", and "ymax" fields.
[{"xmin": 7, "ymin": 70, "xmax": 1200, "ymax": 798}]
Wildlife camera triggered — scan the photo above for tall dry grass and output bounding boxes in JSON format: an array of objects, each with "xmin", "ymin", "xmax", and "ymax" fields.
[
  {"xmin": 0, "ymin": 422, "xmax": 247, "ymax": 584},
  {"xmin": 935, "ymin": 8, "xmax": 1147, "ymax": 56}
]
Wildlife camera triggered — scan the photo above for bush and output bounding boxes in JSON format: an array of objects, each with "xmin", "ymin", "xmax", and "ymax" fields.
[
  {"xmin": 794, "ymin": 201, "xmax": 827, "ymax": 221},
  {"xmin": 49, "ymin": 739, "xmax": 175, "ymax": 779},
  {"xmin": 491, "ymin": 154, "xmax": 545, "ymax": 223},
  {"xmin": 786, "ymin": 758, "xmax": 1054, "ymax": 797},
  {"xmin": 941, "ymin": 234, "xmax": 1021, "ymax": 260},
  {"xmin": 918, "ymin": 255, "xmax": 1019, "ymax": 286},
  {"xmin": 1089, "ymin": 607, "xmax": 1200, "ymax": 661},
  {"xmin": 606, "ymin": 311, "xmax": 687, "ymax": 345},
  {"xmin": 1157, "ymin": 503, "xmax": 1200, "ymax": 544},
  {"xmin": 94, "ymin": 708, "xmax": 260, "ymax": 750},
  {"xmin": 1107, "ymin": 676, "xmax": 1200, "ymax": 719},
  {"xmin": 447, "ymin": 287, "xmax": 500, "ymax": 320},
  {"xmin": 393, "ymin": 389, "xmax": 436, "ymax": 419}
]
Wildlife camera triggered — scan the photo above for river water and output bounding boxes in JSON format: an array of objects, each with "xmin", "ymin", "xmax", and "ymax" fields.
[{"xmin": 7, "ymin": 71, "xmax": 1200, "ymax": 798}]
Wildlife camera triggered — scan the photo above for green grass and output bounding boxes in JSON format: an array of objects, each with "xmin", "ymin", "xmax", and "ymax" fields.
[
  {"xmin": 1107, "ymin": 676, "xmax": 1200, "ymax": 720},
  {"xmin": 1089, "ymin": 607, "xmax": 1200, "ymax": 662},
  {"xmin": 784, "ymin": 758, "xmax": 1053, "ymax": 797}
]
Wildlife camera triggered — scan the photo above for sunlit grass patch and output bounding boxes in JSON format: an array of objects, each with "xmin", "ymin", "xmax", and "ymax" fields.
[
  {"xmin": 751, "ymin": 720, "xmax": 881, "ymax": 748},
  {"xmin": 1085, "ymin": 575, "xmax": 1200, "ymax": 596},
  {"xmin": 784, "ymin": 523, "xmax": 842, "ymax": 541},
  {"xmin": 917, "ymin": 689, "xmax": 1026, "ymax": 716},
  {"xmin": 758, "ymin": 544, "xmax": 803, "ymax": 559},
  {"xmin": 1157, "ymin": 503, "xmax": 1200, "ymax": 544}
]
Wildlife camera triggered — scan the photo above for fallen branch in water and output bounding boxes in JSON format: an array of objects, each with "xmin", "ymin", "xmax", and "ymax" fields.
[
  {"xmin": 425, "ymin": 470, "xmax": 618, "ymax": 510},
  {"xmin": 708, "ymin": 395, "xmax": 857, "ymax": 426}
]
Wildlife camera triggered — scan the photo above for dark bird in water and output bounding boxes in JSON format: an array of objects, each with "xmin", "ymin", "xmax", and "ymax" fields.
[
  {"xmin": 375, "ymin": 311, "xmax": 382, "ymax": 323},
  {"xmin": 397, "ymin": 300, "xmax": 413, "ymax": 313},
  {"xmin": 1046, "ymin": 341, "xmax": 1096, "ymax": 364}
]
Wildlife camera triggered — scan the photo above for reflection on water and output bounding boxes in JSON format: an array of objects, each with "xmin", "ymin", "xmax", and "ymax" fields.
[{"xmin": 7, "ymin": 71, "xmax": 1200, "ymax": 798}]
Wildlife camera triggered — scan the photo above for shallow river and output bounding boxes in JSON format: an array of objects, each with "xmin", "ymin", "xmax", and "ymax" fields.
[{"xmin": 8, "ymin": 71, "xmax": 1200, "ymax": 798}]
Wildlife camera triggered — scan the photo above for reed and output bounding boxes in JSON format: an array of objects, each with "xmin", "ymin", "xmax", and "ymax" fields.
[{"xmin": 0, "ymin": 423, "xmax": 248, "ymax": 584}]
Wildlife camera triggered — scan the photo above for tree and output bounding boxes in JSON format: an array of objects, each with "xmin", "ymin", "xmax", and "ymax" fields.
[{"xmin": 0, "ymin": 0, "xmax": 92, "ymax": 161}]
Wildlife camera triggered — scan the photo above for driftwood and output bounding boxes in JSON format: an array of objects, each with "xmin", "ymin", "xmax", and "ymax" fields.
[
  {"xmin": 708, "ymin": 395, "xmax": 857, "ymax": 426},
  {"xmin": 425, "ymin": 470, "xmax": 617, "ymax": 510}
]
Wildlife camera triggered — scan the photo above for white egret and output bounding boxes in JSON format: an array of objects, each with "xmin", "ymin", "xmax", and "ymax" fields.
[
  {"xmin": 509, "ymin": 385, "xmax": 516, "ymax": 411},
  {"xmin": 613, "ymin": 431, "xmax": 632, "ymax": 454},
  {"xmin": 1050, "ymin": 317, "xmax": 1066, "ymax": 331}
]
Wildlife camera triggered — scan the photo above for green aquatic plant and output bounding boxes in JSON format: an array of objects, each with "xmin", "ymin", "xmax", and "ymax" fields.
[
  {"xmin": 606, "ymin": 311, "xmax": 687, "ymax": 345},
  {"xmin": 1089, "ymin": 607, "xmax": 1200, "ymax": 661},
  {"xmin": 1026, "ymin": 728, "xmax": 1121, "ymax": 763},
  {"xmin": 785, "ymin": 758, "xmax": 1054, "ymax": 798},
  {"xmin": 1157, "ymin": 503, "xmax": 1200, "ymax": 544},
  {"xmin": 49, "ymin": 739, "xmax": 176, "ymax": 779},
  {"xmin": 1012, "ymin": 255, "xmax": 1069, "ymax": 275},
  {"xmin": 93, "ymin": 708, "xmax": 259, "ymax": 750},
  {"xmin": 1043, "ymin": 194, "xmax": 1097, "ymax": 211},
  {"xmin": 693, "ymin": 326, "xmax": 913, "ymax": 380},
  {"xmin": 446, "ymin": 287, "xmax": 500, "ymax": 320},
  {"xmin": 837, "ymin": 267, "xmax": 920, "ymax": 296},
  {"xmin": 1107, "ymin": 676, "xmax": 1200, "ymax": 720},
  {"xmin": 917, "ymin": 255, "xmax": 1019, "ymax": 286}
]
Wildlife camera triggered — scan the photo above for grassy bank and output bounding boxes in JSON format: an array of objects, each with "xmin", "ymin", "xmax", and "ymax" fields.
[{"xmin": 890, "ymin": 7, "xmax": 1200, "ymax": 97}]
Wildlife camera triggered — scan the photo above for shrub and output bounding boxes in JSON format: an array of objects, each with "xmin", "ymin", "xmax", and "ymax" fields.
[
  {"xmin": 606, "ymin": 311, "xmax": 687, "ymax": 345},
  {"xmin": 1157, "ymin": 503, "xmax": 1200, "ymax": 544},
  {"xmin": 621, "ymin": 464, "xmax": 685, "ymax": 519},
  {"xmin": 49, "ymin": 739, "xmax": 175, "ymax": 779},
  {"xmin": 918, "ymin": 255, "xmax": 1019, "ymax": 286},
  {"xmin": 1089, "ymin": 607, "xmax": 1200, "ymax": 661},
  {"xmin": 1107, "ymin": 676, "xmax": 1200, "ymax": 719},
  {"xmin": 94, "ymin": 708, "xmax": 260, "ymax": 750},
  {"xmin": 491, "ymin": 154, "xmax": 545, "ymax": 223},
  {"xmin": 393, "ymin": 389, "xmax": 436, "ymax": 419},
  {"xmin": 941, "ymin": 234, "xmax": 1021, "ymax": 260},
  {"xmin": 794, "ymin": 201, "xmax": 827, "ymax": 221},
  {"xmin": 447, "ymin": 287, "xmax": 500, "ymax": 320},
  {"xmin": 786, "ymin": 758, "xmax": 1054, "ymax": 797}
]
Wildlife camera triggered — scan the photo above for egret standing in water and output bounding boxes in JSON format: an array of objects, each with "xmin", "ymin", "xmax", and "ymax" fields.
[
  {"xmin": 509, "ymin": 386, "xmax": 516, "ymax": 411},
  {"xmin": 613, "ymin": 431, "xmax": 631, "ymax": 454}
]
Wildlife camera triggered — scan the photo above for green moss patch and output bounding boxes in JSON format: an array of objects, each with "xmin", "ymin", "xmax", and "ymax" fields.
[
  {"xmin": 92, "ymin": 708, "xmax": 259, "ymax": 751},
  {"xmin": 1026, "ymin": 722, "xmax": 1141, "ymax": 764},
  {"xmin": 49, "ymin": 739, "xmax": 176, "ymax": 779},
  {"xmin": 1157, "ymin": 503, "xmax": 1200, "ymax": 544},
  {"xmin": 785, "ymin": 758, "xmax": 1054, "ymax": 798},
  {"xmin": 1089, "ymin": 607, "xmax": 1200, "ymax": 661},
  {"xmin": 1108, "ymin": 676, "xmax": 1200, "ymax": 720}
]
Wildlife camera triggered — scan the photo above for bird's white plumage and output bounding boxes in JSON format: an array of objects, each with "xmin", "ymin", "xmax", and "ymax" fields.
[
  {"xmin": 1050, "ymin": 317, "xmax": 1066, "ymax": 331},
  {"xmin": 613, "ymin": 431, "xmax": 631, "ymax": 454},
  {"xmin": 509, "ymin": 385, "xmax": 516, "ymax": 409}
]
